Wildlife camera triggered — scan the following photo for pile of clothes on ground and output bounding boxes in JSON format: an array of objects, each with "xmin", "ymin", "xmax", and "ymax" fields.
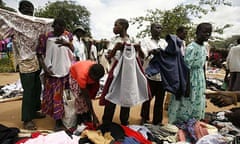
[
  {"xmin": 1, "ymin": 118, "xmax": 239, "ymax": 144},
  {"xmin": 0, "ymin": 79, "xmax": 23, "ymax": 102},
  {"xmin": 206, "ymin": 77, "xmax": 225, "ymax": 91},
  {"xmin": 206, "ymin": 67, "xmax": 226, "ymax": 91}
]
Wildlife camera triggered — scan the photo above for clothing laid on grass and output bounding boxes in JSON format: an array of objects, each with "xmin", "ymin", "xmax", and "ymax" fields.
[{"xmin": 168, "ymin": 41, "xmax": 207, "ymax": 124}]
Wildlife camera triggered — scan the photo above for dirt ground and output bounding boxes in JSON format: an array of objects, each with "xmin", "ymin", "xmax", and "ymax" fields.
[
  {"xmin": 0, "ymin": 72, "xmax": 237, "ymax": 131},
  {"xmin": 0, "ymin": 72, "xmax": 156, "ymax": 130}
]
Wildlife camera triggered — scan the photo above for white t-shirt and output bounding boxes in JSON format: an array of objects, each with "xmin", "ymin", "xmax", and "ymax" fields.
[
  {"xmin": 226, "ymin": 44, "xmax": 240, "ymax": 72},
  {"xmin": 108, "ymin": 35, "xmax": 136, "ymax": 63},
  {"xmin": 140, "ymin": 37, "xmax": 168, "ymax": 81},
  {"xmin": 72, "ymin": 35, "xmax": 87, "ymax": 61},
  {"xmin": 44, "ymin": 36, "xmax": 73, "ymax": 77}
]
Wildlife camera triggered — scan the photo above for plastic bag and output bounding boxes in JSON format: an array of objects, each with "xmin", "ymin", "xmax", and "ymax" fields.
[{"xmin": 62, "ymin": 89, "xmax": 77, "ymax": 129}]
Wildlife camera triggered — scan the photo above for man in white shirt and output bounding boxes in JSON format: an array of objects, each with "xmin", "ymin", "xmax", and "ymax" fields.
[
  {"xmin": 72, "ymin": 26, "xmax": 87, "ymax": 61},
  {"xmin": 226, "ymin": 38, "xmax": 240, "ymax": 91},
  {"xmin": 140, "ymin": 23, "xmax": 168, "ymax": 125}
]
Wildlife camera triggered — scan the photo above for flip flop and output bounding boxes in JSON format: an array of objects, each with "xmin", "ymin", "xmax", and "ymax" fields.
[
  {"xmin": 54, "ymin": 125, "xmax": 66, "ymax": 132},
  {"xmin": 23, "ymin": 121, "xmax": 37, "ymax": 130},
  {"xmin": 34, "ymin": 112, "xmax": 46, "ymax": 119}
]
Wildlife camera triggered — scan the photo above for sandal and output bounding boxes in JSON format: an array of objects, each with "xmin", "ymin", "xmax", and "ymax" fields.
[
  {"xmin": 54, "ymin": 125, "xmax": 66, "ymax": 132},
  {"xmin": 54, "ymin": 120, "xmax": 66, "ymax": 131},
  {"xmin": 34, "ymin": 112, "xmax": 46, "ymax": 119},
  {"xmin": 23, "ymin": 121, "xmax": 37, "ymax": 130}
]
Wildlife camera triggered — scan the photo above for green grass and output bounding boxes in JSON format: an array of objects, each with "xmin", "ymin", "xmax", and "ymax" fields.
[{"xmin": 0, "ymin": 55, "xmax": 15, "ymax": 72}]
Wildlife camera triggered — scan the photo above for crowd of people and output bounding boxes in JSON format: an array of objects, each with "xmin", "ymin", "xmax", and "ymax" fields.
[{"xmin": 0, "ymin": 0, "xmax": 240, "ymax": 143}]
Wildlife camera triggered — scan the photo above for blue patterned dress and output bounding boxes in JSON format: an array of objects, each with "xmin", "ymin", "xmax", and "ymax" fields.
[{"xmin": 168, "ymin": 41, "xmax": 207, "ymax": 124}]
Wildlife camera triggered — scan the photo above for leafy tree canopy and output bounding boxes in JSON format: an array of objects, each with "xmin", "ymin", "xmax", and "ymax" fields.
[
  {"xmin": 0, "ymin": 0, "xmax": 16, "ymax": 12},
  {"xmin": 209, "ymin": 35, "xmax": 240, "ymax": 49},
  {"xmin": 35, "ymin": 1, "xmax": 91, "ymax": 36},
  {"xmin": 130, "ymin": 0, "xmax": 232, "ymax": 43}
]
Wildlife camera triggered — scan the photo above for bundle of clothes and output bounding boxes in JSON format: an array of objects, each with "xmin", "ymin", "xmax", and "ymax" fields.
[
  {"xmin": 1, "ymin": 118, "xmax": 239, "ymax": 144},
  {"xmin": 0, "ymin": 79, "xmax": 23, "ymax": 102}
]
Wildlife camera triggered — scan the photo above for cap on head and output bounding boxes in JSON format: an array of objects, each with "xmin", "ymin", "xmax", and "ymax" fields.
[{"xmin": 73, "ymin": 25, "xmax": 86, "ymax": 34}]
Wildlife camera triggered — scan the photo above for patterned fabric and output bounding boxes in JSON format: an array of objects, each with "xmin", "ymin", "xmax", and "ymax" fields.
[
  {"xmin": 144, "ymin": 123, "xmax": 178, "ymax": 143},
  {"xmin": 69, "ymin": 76, "xmax": 89, "ymax": 114},
  {"xmin": 176, "ymin": 119, "xmax": 209, "ymax": 143},
  {"xmin": 196, "ymin": 134, "xmax": 228, "ymax": 144},
  {"xmin": 0, "ymin": 8, "xmax": 53, "ymax": 72},
  {"xmin": 18, "ymin": 55, "xmax": 39, "ymax": 73},
  {"xmin": 41, "ymin": 75, "xmax": 69, "ymax": 120},
  {"xmin": 69, "ymin": 61, "xmax": 100, "ymax": 114},
  {"xmin": 168, "ymin": 41, "xmax": 207, "ymax": 124}
]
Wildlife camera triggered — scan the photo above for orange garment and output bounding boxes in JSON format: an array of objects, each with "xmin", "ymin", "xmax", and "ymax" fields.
[{"xmin": 70, "ymin": 60, "xmax": 96, "ymax": 88}]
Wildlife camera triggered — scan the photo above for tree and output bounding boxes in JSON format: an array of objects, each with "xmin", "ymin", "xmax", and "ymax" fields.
[
  {"xmin": 0, "ymin": 0, "xmax": 16, "ymax": 12},
  {"xmin": 35, "ymin": 1, "xmax": 91, "ymax": 36},
  {"xmin": 209, "ymin": 35, "xmax": 240, "ymax": 49},
  {"xmin": 130, "ymin": 0, "xmax": 232, "ymax": 41}
]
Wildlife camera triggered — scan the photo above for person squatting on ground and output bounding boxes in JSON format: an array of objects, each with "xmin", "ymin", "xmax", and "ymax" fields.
[
  {"xmin": 100, "ymin": 18, "xmax": 148, "ymax": 126},
  {"xmin": 69, "ymin": 60, "xmax": 105, "ymax": 127},
  {"xmin": 140, "ymin": 22, "xmax": 168, "ymax": 125},
  {"xmin": 37, "ymin": 18, "xmax": 74, "ymax": 131},
  {"xmin": 168, "ymin": 22, "xmax": 213, "ymax": 124}
]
